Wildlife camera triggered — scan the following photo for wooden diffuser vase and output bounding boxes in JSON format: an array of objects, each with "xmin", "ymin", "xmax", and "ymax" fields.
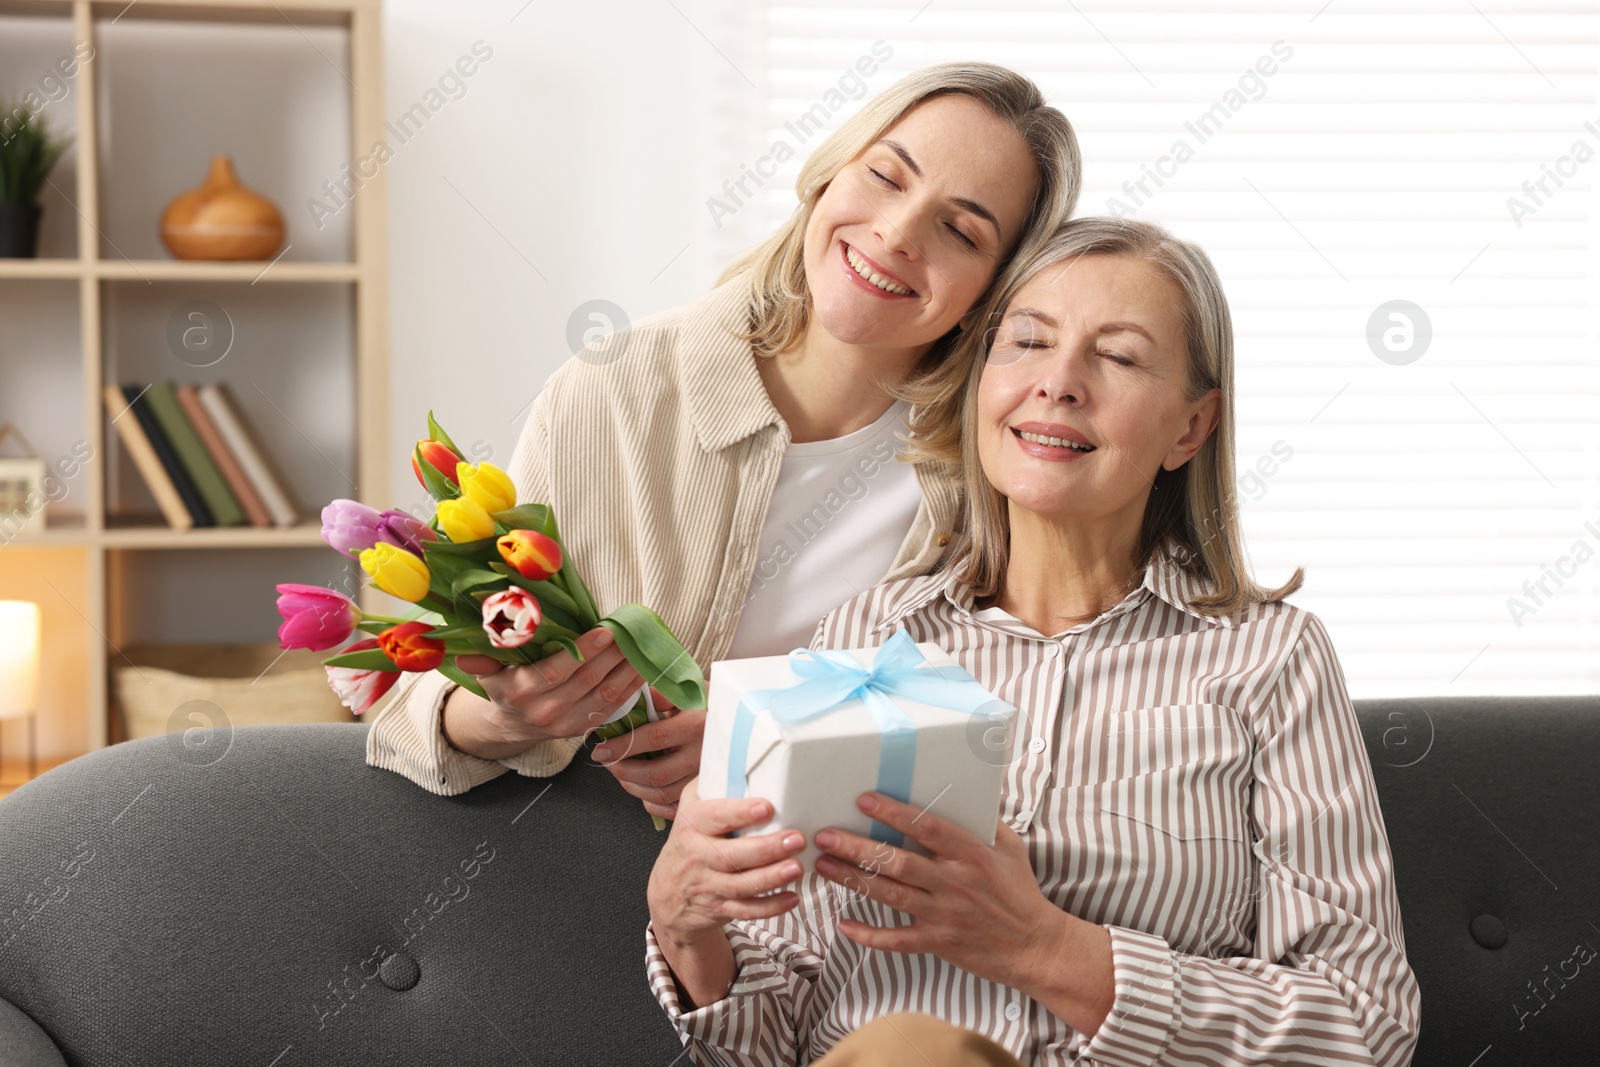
[{"xmin": 160, "ymin": 155, "xmax": 285, "ymax": 261}]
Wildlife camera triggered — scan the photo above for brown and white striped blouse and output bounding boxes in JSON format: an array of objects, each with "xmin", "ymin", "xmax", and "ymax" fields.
[{"xmin": 645, "ymin": 548, "xmax": 1421, "ymax": 1066}]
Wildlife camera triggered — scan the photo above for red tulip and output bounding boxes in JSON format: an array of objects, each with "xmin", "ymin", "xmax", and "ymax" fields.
[
  {"xmin": 497, "ymin": 529, "xmax": 562, "ymax": 582},
  {"xmin": 377, "ymin": 620, "xmax": 447, "ymax": 672},
  {"xmin": 411, "ymin": 439, "xmax": 463, "ymax": 489},
  {"xmin": 325, "ymin": 638, "xmax": 401, "ymax": 714}
]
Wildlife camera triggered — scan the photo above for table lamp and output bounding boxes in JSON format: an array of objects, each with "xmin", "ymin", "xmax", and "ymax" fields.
[{"xmin": 0, "ymin": 600, "xmax": 41, "ymax": 782}]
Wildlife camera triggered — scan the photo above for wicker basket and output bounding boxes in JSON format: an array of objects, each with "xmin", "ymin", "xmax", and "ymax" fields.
[{"xmin": 115, "ymin": 643, "xmax": 356, "ymax": 741}]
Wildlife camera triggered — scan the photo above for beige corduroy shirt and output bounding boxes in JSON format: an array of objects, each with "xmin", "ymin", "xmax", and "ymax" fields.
[{"xmin": 365, "ymin": 277, "xmax": 964, "ymax": 795}]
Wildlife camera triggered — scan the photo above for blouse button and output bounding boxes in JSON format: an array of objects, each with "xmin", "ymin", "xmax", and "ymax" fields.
[
  {"xmin": 1043, "ymin": 644, "xmax": 1061, "ymax": 659},
  {"xmin": 1028, "ymin": 737, "xmax": 1046, "ymax": 753},
  {"xmin": 1004, "ymin": 1001, "xmax": 1023, "ymax": 1021}
]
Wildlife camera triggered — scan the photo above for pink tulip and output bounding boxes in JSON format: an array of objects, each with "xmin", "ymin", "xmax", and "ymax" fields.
[
  {"xmin": 325, "ymin": 637, "xmax": 400, "ymax": 714},
  {"xmin": 275, "ymin": 583, "xmax": 361, "ymax": 651},
  {"xmin": 481, "ymin": 587, "xmax": 542, "ymax": 649}
]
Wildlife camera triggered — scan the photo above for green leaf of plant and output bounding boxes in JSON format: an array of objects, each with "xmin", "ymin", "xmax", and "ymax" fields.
[
  {"xmin": 598, "ymin": 603, "xmax": 707, "ymax": 711},
  {"xmin": 489, "ymin": 504, "xmax": 551, "ymax": 532},
  {"xmin": 438, "ymin": 658, "xmax": 488, "ymax": 701},
  {"xmin": 322, "ymin": 647, "xmax": 401, "ymax": 671},
  {"xmin": 422, "ymin": 535, "xmax": 497, "ymax": 559},
  {"xmin": 426, "ymin": 410, "xmax": 466, "ymax": 459}
]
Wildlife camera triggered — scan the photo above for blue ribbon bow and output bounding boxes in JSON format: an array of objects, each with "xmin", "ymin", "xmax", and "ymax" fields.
[{"xmin": 726, "ymin": 631, "xmax": 996, "ymax": 847}]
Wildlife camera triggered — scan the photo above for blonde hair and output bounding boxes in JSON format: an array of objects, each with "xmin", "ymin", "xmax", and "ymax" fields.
[
  {"xmin": 905, "ymin": 216, "xmax": 1304, "ymax": 617},
  {"xmin": 716, "ymin": 62, "xmax": 1082, "ymax": 384}
]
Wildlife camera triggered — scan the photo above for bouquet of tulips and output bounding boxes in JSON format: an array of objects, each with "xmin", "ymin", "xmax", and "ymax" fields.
[{"xmin": 275, "ymin": 413, "xmax": 706, "ymax": 826}]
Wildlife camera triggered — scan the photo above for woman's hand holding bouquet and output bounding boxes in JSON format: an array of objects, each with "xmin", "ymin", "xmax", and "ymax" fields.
[{"xmin": 276, "ymin": 413, "xmax": 707, "ymax": 828}]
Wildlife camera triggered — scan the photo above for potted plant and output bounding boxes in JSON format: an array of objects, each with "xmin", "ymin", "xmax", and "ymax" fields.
[{"xmin": 0, "ymin": 101, "xmax": 71, "ymax": 258}]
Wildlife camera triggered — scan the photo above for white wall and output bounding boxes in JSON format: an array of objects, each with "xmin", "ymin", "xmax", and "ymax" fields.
[{"xmin": 380, "ymin": 0, "xmax": 754, "ymax": 494}]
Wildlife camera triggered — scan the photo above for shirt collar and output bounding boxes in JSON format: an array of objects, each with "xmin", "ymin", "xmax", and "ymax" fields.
[
  {"xmin": 871, "ymin": 542, "xmax": 1238, "ymax": 637},
  {"xmin": 677, "ymin": 277, "xmax": 786, "ymax": 453}
]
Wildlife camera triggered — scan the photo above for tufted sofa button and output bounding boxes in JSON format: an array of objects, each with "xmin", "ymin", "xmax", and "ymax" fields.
[
  {"xmin": 1470, "ymin": 914, "xmax": 1508, "ymax": 950},
  {"xmin": 379, "ymin": 951, "xmax": 421, "ymax": 990}
]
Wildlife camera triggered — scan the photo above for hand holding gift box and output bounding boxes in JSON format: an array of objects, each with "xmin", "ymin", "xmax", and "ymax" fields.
[{"xmin": 698, "ymin": 631, "xmax": 1016, "ymax": 873}]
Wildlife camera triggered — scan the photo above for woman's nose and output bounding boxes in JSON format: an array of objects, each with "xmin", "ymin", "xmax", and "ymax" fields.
[
  {"xmin": 1035, "ymin": 347, "xmax": 1086, "ymax": 405},
  {"xmin": 872, "ymin": 198, "xmax": 926, "ymax": 263}
]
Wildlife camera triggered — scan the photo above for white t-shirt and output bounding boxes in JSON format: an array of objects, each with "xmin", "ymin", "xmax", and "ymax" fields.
[{"xmin": 724, "ymin": 399, "xmax": 924, "ymax": 660}]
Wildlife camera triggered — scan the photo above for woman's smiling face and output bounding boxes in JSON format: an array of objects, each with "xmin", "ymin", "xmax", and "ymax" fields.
[
  {"xmin": 977, "ymin": 253, "xmax": 1220, "ymax": 527},
  {"xmin": 803, "ymin": 93, "xmax": 1040, "ymax": 351}
]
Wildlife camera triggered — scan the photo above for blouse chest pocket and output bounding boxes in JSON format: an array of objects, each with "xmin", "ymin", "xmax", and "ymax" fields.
[{"xmin": 1051, "ymin": 702, "xmax": 1256, "ymax": 844}]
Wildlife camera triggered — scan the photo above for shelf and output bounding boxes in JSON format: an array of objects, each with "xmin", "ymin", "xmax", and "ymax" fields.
[
  {"xmin": 3, "ymin": 518, "xmax": 328, "ymax": 548},
  {"xmin": 0, "ymin": 0, "xmax": 376, "ymax": 21},
  {"xmin": 0, "ymin": 0, "xmax": 386, "ymax": 766},
  {"xmin": 0, "ymin": 259, "xmax": 361, "ymax": 283},
  {"xmin": 102, "ymin": 520, "xmax": 327, "ymax": 548}
]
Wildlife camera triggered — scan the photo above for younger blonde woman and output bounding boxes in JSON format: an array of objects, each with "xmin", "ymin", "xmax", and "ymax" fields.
[{"xmin": 366, "ymin": 63, "xmax": 1083, "ymax": 818}]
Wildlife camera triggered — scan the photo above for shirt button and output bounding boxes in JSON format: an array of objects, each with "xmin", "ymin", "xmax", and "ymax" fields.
[
  {"xmin": 1004, "ymin": 1001, "xmax": 1023, "ymax": 1021},
  {"xmin": 1015, "ymin": 808, "xmax": 1033, "ymax": 824},
  {"xmin": 1043, "ymin": 644, "xmax": 1061, "ymax": 659},
  {"xmin": 1028, "ymin": 737, "xmax": 1046, "ymax": 753}
]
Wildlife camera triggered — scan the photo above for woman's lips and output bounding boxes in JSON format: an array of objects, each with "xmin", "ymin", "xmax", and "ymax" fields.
[
  {"xmin": 1010, "ymin": 426, "xmax": 1095, "ymax": 462},
  {"xmin": 839, "ymin": 241, "xmax": 915, "ymax": 299}
]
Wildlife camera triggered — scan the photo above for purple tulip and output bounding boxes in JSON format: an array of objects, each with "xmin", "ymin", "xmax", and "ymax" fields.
[
  {"xmin": 320, "ymin": 499, "xmax": 386, "ymax": 556},
  {"xmin": 375, "ymin": 509, "xmax": 438, "ymax": 557},
  {"xmin": 276, "ymin": 584, "xmax": 361, "ymax": 651}
]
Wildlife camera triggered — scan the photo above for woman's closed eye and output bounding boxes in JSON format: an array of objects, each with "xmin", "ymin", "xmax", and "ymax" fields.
[{"xmin": 866, "ymin": 166, "xmax": 980, "ymax": 249}]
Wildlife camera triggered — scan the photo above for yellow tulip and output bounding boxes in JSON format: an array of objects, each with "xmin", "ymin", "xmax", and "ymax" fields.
[
  {"xmin": 436, "ymin": 496, "xmax": 496, "ymax": 543},
  {"xmin": 456, "ymin": 461, "xmax": 516, "ymax": 513},
  {"xmin": 360, "ymin": 543, "xmax": 431, "ymax": 603}
]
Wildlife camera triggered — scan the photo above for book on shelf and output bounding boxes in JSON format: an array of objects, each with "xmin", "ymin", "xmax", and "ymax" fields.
[
  {"xmin": 105, "ymin": 380, "xmax": 302, "ymax": 530},
  {"xmin": 144, "ymin": 381, "xmax": 246, "ymax": 527},
  {"xmin": 114, "ymin": 384, "xmax": 213, "ymax": 527},
  {"xmin": 196, "ymin": 383, "xmax": 301, "ymax": 528},
  {"xmin": 175, "ymin": 384, "xmax": 272, "ymax": 528},
  {"xmin": 102, "ymin": 385, "xmax": 196, "ymax": 530}
]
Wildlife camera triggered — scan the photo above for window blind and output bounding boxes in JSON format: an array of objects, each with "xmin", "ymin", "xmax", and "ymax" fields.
[{"xmin": 692, "ymin": 0, "xmax": 1600, "ymax": 697}]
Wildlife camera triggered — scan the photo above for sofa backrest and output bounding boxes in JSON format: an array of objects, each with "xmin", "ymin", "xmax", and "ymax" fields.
[{"xmin": 1355, "ymin": 695, "xmax": 1599, "ymax": 1065}]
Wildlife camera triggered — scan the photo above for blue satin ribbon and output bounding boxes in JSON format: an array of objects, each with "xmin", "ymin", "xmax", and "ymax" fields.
[{"xmin": 725, "ymin": 631, "xmax": 995, "ymax": 846}]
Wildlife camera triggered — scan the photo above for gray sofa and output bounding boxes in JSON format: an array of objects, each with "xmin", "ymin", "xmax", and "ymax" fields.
[{"xmin": 0, "ymin": 696, "xmax": 1595, "ymax": 1065}]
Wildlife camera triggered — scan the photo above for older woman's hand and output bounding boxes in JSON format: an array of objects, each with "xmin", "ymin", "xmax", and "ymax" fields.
[
  {"xmin": 591, "ymin": 689, "xmax": 706, "ymax": 821},
  {"xmin": 812, "ymin": 792, "xmax": 1088, "ymax": 996},
  {"xmin": 647, "ymin": 776, "xmax": 810, "ymax": 943}
]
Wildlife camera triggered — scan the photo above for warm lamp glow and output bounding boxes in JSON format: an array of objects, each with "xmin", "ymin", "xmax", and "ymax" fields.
[{"xmin": 0, "ymin": 600, "xmax": 41, "ymax": 721}]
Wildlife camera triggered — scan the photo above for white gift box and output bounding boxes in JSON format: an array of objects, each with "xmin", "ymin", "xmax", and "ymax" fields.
[{"xmin": 697, "ymin": 634, "xmax": 1017, "ymax": 872}]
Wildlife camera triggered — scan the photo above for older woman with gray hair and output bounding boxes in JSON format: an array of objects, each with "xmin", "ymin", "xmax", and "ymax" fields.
[{"xmin": 646, "ymin": 216, "xmax": 1421, "ymax": 1066}]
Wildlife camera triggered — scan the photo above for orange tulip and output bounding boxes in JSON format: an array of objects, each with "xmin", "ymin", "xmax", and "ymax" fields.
[
  {"xmin": 377, "ymin": 620, "xmax": 446, "ymax": 672},
  {"xmin": 411, "ymin": 439, "xmax": 463, "ymax": 489},
  {"xmin": 497, "ymin": 529, "xmax": 562, "ymax": 582}
]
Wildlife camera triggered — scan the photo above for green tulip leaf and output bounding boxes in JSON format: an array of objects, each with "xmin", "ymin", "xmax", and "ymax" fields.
[
  {"xmin": 489, "ymin": 504, "xmax": 551, "ymax": 532},
  {"xmin": 598, "ymin": 603, "xmax": 706, "ymax": 711},
  {"xmin": 438, "ymin": 657, "xmax": 488, "ymax": 701},
  {"xmin": 322, "ymin": 647, "xmax": 401, "ymax": 671},
  {"xmin": 426, "ymin": 410, "xmax": 466, "ymax": 458}
]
